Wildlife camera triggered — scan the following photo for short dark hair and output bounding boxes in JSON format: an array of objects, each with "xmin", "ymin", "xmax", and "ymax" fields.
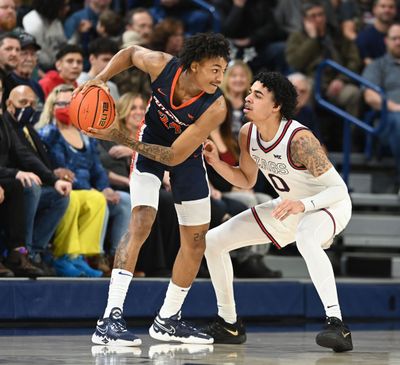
[
  {"xmin": 302, "ymin": 0, "xmax": 324, "ymax": 15},
  {"xmin": 125, "ymin": 7, "xmax": 152, "ymax": 26},
  {"xmin": 178, "ymin": 33, "xmax": 230, "ymax": 71},
  {"xmin": 32, "ymin": 0, "xmax": 66, "ymax": 21},
  {"xmin": 55, "ymin": 44, "xmax": 84, "ymax": 61},
  {"xmin": 98, "ymin": 9, "xmax": 122, "ymax": 37},
  {"xmin": 0, "ymin": 32, "xmax": 20, "ymax": 47},
  {"xmin": 253, "ymin": 71, "xmax": 298, "ymax": 120},
  {"xmin": 88, "ymin": 37, "xmax": 119, "ymax": 57}
]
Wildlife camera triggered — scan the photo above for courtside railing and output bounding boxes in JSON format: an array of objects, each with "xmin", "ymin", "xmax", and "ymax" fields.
[{"xmin": 314, "ymin": 59, "xmax": 388, "ymax": 184}]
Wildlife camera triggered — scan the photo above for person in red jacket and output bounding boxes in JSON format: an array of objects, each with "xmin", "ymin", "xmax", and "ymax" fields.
[{"xmin": 39, "ymin": 44, "xmax": 83, "ymax": 98}]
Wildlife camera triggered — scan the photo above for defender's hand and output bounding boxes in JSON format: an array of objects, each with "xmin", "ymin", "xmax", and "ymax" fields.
[
  {"xmin": 272, "ymin": 199, "xmax": 305, "ymax": 221},
  {"xmin": 203, "ymin": 139, "xmax": 220, "ymax": 166}
]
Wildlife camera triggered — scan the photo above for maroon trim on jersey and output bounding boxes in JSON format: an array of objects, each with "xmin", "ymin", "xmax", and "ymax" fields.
[
  {"xmin": 322, "ymin": 208, "xmax": 336, "ymax": 237},
  {"xmin": 286, "ymin": 127, "xmax": 308, "ymax": 170},
  {"xmin": 256, "ymin": 120, "xmax": 292, "ymax": 153},
  {"xmin": 251, "ymin": 207, "xmax": 282, "ymax": 249},
  {"xmin": 170, "ymin": 66, "xmax": 205, "ymax": 110},
  {"xmin": 247, "ymin": 123, "xmax": 253, "ymax": 153}
]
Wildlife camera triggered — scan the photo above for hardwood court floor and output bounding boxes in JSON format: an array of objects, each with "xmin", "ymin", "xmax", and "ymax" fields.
[{"xmin": 1, "ymin": 329, "xmax": 400, "ymax": 365}]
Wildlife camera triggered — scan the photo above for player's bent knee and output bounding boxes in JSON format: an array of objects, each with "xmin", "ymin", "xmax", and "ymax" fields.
[{"xmin": 129, "ymin": 206, "xmax": 157, "ymax": 234}]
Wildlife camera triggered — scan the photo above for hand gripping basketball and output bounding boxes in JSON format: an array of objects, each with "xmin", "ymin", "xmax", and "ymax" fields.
[{"xmin": 69, "ymin": 85, "xmax": 115, "ymax": 131}]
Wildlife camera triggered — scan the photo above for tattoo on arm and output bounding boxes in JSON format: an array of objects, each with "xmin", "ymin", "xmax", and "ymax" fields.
[
  {"xmin": 110, "ymin": 129, "xmax": 174, "ymax": 165},
  {"xmin": 290, "ymin": 134, "xmax": 332, "ymax": 176},
  {"xmin": 114, "ymin": 231, "xmax": 131, "ymax": 268}
]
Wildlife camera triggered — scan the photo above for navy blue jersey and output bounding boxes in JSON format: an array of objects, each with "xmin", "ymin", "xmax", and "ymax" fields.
[{"xmin": 144, "ymin": 57, "xmax": 222, "ymax": 150}]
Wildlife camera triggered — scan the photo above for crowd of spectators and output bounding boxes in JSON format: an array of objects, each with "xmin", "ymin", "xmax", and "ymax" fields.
[{"xmin": 0, "ymin": 0, "xmax": 399, "ymax": 278}]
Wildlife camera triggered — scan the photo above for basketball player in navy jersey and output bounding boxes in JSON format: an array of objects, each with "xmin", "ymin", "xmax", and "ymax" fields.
[
  {"xmin": 202, "ymin": 71, "xmax": 353, "ymax": 352},
  {"xmin": 77, "ymin": 33, "xmax": 230, "ymax": 346}
]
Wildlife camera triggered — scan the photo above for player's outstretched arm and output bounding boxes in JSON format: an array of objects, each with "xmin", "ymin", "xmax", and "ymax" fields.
[
  {"xmin": 85, "ymin": 96, "xmax": 227, "ymax": 166},
  {"xmin": 74, "ymin": 46, "xmax": 171, "ymax": 95},
  {"xmin": 204, "ymin": 123, "xmax": 258, "ymax": 189}
]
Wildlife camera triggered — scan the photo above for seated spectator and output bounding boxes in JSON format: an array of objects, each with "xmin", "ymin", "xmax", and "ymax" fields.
[
  {"xmin": 149, "ymin": 0, "xmax": 211, "ymax": 35},
  {"xmin": 0, "ymin": 32, "xmax": 20, "ymax": 105},
  {"xmin": 214, "ymin": 0, "xmax": 288, "ymax": 73},
  {"xmin": 149, "ymin": 18, "xmax": 184, "ymax": 56},
  {"xmin": 114, "ymin": 7, "xmax": 154, "ymax": 96},
  {"xmin": 64, "ymin": 0, "xmax": 111, "ymax": 63},
  {"xmin": 4, "ymin": 84, "xmax": 73, "ymax": 275},
  {"xmin": 97, "ymin": 92, "xmax": 181, "ymax": 276},
  {"xmin": 0, "ymin": 77, "xmax": 71, "ymax": 277},
  {"xmin": 287, "ymin": 72, "xmax": 323, "ymax": 142},
  {"xmin": 0, "ymin": 0, "xmax": 17, "ymax": 33},
  {"xmin": 38, "ymin": 84, "xmax": 131, "ymax": 274},
  {"xmin": 286, "ymin": 0, "xmax": 362, "ymax": 150},
  {"xmin": 77, "ymin": 37, "xmax": 120, "ymax": 100},
  {"xmin": 356, "ymin": 0, "xmax": 397, "ymax": 66},
  {"xmin": 0, "ymin": 179, "xmax": 25, "ymax": 277},
  {"xmin": 221, "ymin": 60, "xmax": 252, "ymax": 139},
  {"xmin": 39, "ymin": 44, "xmax": 83, "ymax": 98},
  {"xmin": 96, "ymin": 9, "xmax": 122, "ymax": 43},
  {"xmin": 123, "ymin": 7, "xmax": 154, "ymax": 47},
  {"xmin": 10, "ymin": 31, "xmax": 44, "ymax": 114},
  {"xmin": 22, "ymin": 0, "xmax": 68, "ymax": 72},
  {"xmin": 362, "ymin": 22, "xmax": 400, "ymax": 192}
]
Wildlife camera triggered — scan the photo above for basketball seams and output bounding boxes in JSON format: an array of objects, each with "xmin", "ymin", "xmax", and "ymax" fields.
[
  {"xmin": 91, "ymin": 88, "xmax": 100, "ymax": 129},
  {"xmin": 103, "ymin": 90, "xmax": 115, "ymax": 129},
  {"xmin": 70, "ymin": 86, "xmax": 115, "ymax": 131}
]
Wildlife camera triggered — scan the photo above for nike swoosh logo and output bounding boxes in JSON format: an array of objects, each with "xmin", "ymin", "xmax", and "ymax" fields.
[
  {"xmin": 251, "ymin": 147, "xmax": 257, "ymax": 151},
  {"xmin": 157, "ymin": 88, "xmax": 166, "ymax": 96},
  {"xmin": 154, "ymin": 319, "xmax": 176, "ymax": 334},
  {"xmin": 118, "ymin": 271, "xmax": 132, "ymax": 277},
  {"xmin": 342, "ymin": 331, "xmax": 351, "ymax": 338},
  {"xmin": 225, "ymin": 328, "xmax": 239, "ymax": 336},
  {"xmin": 327, "ymin": 304, "xmax": 337, "ymax": 308}
]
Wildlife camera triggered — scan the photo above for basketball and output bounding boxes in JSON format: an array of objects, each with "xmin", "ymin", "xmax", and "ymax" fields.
[{"xmin": 69, "ymin": 86, "xmax": 115, "ymax": 131}]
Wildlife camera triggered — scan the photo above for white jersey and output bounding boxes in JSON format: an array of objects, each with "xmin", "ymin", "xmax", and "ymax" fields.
[{"xmin": 248, "ymin": 118, "xmax": 332, "ymax": 201}]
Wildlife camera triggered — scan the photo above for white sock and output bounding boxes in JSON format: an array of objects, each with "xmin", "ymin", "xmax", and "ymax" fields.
[
  {"xmin": 103, "ymin": 269, "xmax": 133, "ymax": 318},
  {"xmin": 158, "ymin": 280, "xmax": 190, "ymax": 318},
  {"xmin": 218, "ymin": 304, "xmax": 237, "ymax": 324},
  {"xmin": 326, "ymin": 303, "xmax": 342, "ymax": 321}
]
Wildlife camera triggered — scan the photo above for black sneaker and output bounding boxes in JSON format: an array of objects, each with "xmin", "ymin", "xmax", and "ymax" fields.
[
  {"xmin": 204, "ymin": 316, "xmax": 246, "ymax": 344},
  {"xmin": 92, "ymin": 307, "xmax": 142, "ymax": 346},
  {"xmin": 149, "ymin": 311, "xmax": 213, "ymax": 344},
  {"xmin": 316, "ymin": 317, "xmax": 353, "ymax": 352}
]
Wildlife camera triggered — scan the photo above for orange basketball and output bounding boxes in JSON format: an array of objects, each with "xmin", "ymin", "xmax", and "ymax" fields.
[{"xmin": 69, "ymin": 86, "xmax": 115, "ymax": 131}]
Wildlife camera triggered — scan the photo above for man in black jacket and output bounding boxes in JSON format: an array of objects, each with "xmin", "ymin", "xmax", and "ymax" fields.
[{"xmin": 0, "ymin": 82, "xmax": 71, "ymax": 276}]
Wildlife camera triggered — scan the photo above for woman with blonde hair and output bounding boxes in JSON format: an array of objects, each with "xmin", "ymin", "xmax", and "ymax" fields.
[
  {"xmin": 37, "ymin": 84, "xmax": 131, "ymax": 277},
  {"xmin": 97, "ymin": 91, "xmax": 148, "ymax": 192}
]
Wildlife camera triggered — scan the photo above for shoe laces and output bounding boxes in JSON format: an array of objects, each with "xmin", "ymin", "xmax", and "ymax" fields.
[{"xmin": 111, "ymin": 317, "xmax": 128, "ymax": 333}]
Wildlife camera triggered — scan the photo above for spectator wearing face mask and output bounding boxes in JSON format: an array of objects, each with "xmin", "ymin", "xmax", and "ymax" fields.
[
  {"xmin": 37, "ymin": 84, "xmax": 130, "ymax": 277},
  {"xmin": 1, "ymin": 83, "xmax": 72, "ymax": 276}
]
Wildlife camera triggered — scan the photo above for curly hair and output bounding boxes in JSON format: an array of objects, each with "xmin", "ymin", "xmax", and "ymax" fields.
[
  {"xmin": 178, "ymin": 33, "xmax": 230, "ymax": 70},
  {"xmin": 253, "ymin": 71, "xmax": 298, "ymax": 120}
]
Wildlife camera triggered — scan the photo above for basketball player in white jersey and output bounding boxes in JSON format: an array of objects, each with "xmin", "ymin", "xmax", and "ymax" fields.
[{"xmin": 202, "ymin": 71, "xmax": 353, "ymax": 353}]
